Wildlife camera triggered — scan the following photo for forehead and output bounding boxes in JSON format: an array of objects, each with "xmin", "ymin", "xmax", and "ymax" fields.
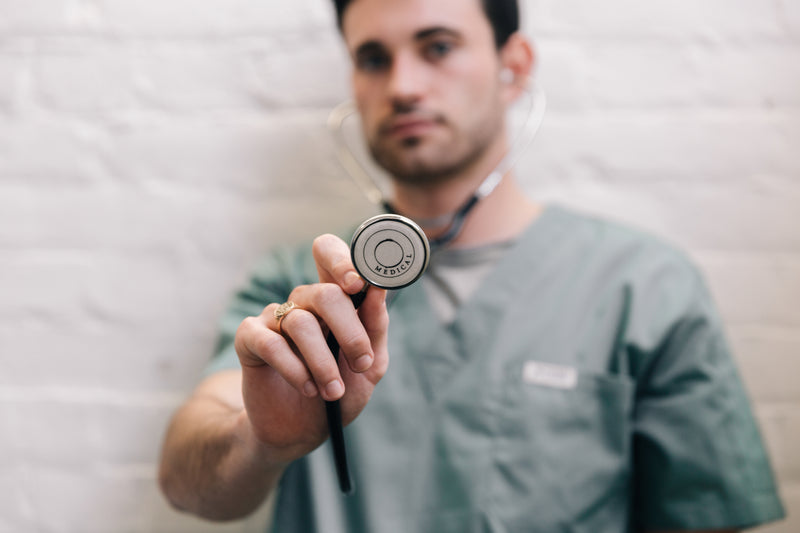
[{"xmin": 341, "ymin": 0, "xmax": 491, "ymax": 48}]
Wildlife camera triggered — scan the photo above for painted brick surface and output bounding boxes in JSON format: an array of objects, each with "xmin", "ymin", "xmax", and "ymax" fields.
[{"xmin": 0, "ymin": 0, "xmax": 797, "ymax": 531}]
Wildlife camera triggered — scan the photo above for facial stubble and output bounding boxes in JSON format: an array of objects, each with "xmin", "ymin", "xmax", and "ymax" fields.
[{"xmin": 367, "ymin": 102, "xmax": 505, "ymax": 187}]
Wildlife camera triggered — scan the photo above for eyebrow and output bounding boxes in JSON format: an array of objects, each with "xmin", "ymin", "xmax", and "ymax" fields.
[
  {"xmin": 353, "ymin": 26, "xmax": 463, "ymax": 57},
  {"xmin": 414, "ymin": 26, "xmax": 462, "ymax": 41},
  {"xmin": 354, "ymin": 40, "xmax": 384, "ymax": 57}
]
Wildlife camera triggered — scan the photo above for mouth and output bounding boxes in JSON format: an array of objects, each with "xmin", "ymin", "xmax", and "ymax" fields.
[{"xmin": 379, "ymin": 114, "xmax": 443, "ymax": 140}]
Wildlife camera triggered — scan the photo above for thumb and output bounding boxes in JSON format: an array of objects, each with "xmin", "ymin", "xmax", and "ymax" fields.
[{"xmin": 358, "ymin": 286, "xmax": 389, "ymax": 351}]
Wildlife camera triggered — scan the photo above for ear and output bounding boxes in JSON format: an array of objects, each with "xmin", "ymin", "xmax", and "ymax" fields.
[{"xmin": 498, "ymin": 33, "xmax": 535, "ymax": 105}]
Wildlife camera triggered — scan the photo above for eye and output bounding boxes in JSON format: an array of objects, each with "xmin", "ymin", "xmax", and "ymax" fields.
[
  {"xmin": 355, "ymin": 49, "xmax": 390, "ymax": 72},
  {"xmin": 424, "ymin": 40, "xmax": 454, "ymax": 60}
]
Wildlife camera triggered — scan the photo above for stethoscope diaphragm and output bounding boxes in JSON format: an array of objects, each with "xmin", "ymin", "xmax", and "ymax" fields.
[{"xmin": 350, "ymin": 214, "xmax": 430, "ymax": 290}]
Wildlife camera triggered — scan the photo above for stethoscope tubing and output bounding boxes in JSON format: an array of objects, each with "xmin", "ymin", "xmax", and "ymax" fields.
[
  {"xmin": 327, "ymin": 81, "xmax": 547, "ymax": 249},
  {"xmin": 323, "ymin": 82, "xmax": 546, "ymax": 493}
]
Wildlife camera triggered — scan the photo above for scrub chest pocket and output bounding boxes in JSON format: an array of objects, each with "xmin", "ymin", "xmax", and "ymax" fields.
[{"xmin": 487, "ymin": 361, "xmax": 635, "ymax": 531}]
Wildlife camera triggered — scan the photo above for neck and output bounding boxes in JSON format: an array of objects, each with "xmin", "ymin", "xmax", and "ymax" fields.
[{"xmin": 389, "ymin": 137, "xmax": 541, "ymax": 248}]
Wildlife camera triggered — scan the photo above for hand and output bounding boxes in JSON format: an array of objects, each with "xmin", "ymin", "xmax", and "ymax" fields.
[{"xmin": 233, "ymin": 234, "xmax": 389, "ymax": 464}]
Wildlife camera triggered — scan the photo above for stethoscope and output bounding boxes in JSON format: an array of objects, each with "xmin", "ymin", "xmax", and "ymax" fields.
[
  {"xmin": 328, "ymin": 80, "xmax": 547, "ymax": 249},
  {"xmin": 323, "ymin": 81, "xmax": 547, "ymax": 495}
]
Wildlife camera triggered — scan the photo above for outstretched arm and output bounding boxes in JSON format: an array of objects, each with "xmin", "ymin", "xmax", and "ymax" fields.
[
  {"xmin": 158, "ymin": 369, "xmax": 285, "ymax": 520},
  {"xmin": 158, "ymin": 234, "xmax": 389, "ymax": 520}
]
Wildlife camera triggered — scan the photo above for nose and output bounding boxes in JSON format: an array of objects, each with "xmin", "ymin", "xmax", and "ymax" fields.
[{"xmin": 387, "ymin": 52, "xmax": 426, "ymax": 109}]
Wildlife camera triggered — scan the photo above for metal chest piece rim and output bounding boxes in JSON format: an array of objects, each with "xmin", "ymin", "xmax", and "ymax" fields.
[{"xmin": 350, "ymin": 214, "xmax": 430, "ymax": 290}]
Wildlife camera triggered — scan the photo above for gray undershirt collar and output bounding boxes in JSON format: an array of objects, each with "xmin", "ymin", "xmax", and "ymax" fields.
[{"xmin": 422, "ymin": 239, "xmax": 516, "ymax": 324}]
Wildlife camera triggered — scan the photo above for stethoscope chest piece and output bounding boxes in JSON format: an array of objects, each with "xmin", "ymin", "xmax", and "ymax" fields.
[{"xmin": 351, "ymin": 214, "xmax": 430, "ymax": 290}]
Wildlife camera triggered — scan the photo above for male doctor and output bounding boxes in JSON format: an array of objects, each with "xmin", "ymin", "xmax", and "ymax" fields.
[{"xmin": 159, "ymin": 0, "xmax": 784, "ymax": 531}]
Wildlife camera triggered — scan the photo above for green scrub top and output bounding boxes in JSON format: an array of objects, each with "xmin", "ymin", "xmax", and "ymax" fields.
[{"xmin": 207, "ymin": 205, "xmax": 784, "ymax": 532}]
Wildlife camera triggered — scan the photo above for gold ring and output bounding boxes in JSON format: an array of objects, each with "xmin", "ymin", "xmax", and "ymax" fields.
[{"xmin": 274, "ymin": 301, "xmax": 298, "ymax": 333}]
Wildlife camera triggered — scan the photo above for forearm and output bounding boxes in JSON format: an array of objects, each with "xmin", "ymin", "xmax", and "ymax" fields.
[{"xmin": 158, "ymin": 377, "xmax": 287, "ymax": 521}]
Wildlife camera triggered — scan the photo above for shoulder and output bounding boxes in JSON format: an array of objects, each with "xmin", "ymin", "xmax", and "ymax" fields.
[
  {"xmin": 552, "ymin": 205, "xmax": 696, "ymax": 268},
  {"xmin": 245, "ymin": 224, "xmax": 361, "ymax": 297},
  {"xmin": 543, "ymin": 206, "xmax": 720, "ymax": 361},
  {"xmin": 546, "ymin": 205, "xmax": 706, "ymax": 296},
  {"xmin": 250, "ymin": 242, "xmax": 317, "ymax": 289}
]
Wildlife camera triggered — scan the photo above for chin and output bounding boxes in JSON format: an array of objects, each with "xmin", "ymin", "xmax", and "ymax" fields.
[
  {"xmin": 386, "ymin": 162, "xmax": 463, "ymax": 186},
  {"xmin": 370, "ymin": 137, "xmax": 475, "ymax": 185}
]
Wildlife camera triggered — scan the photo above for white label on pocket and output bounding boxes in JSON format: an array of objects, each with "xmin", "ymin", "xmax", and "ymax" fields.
[{"xmin": 522, "ymin": 361, "xmax": 578, "ymax": 390}]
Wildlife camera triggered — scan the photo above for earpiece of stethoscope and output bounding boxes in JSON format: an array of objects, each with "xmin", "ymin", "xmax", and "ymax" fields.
[{"xmin": 325, "ymin": 214, "xmax": 430, "ymax": 495}]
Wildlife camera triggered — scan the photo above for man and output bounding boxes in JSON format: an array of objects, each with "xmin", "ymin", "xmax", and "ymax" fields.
[{"xmin": 158, "ymin": 0, "xmax": 785, "ymax": 531}]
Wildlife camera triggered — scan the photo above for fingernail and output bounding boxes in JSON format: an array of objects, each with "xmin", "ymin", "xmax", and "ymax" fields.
[
  {"xmin": 325, "ymin": 380, "xmax": 344, "ymax": 399},
  {"xmin": 354, "ymin": 354, "xmax": 373, "ymax": 373},
  {"xmin": 303, "ymin": 380, "xmax": 319, "ymax": 397}
]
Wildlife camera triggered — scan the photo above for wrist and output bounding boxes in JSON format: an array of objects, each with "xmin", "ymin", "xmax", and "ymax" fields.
[{"xmin": 231, "ymin": 409, "xmax": 290, "ymax": 477}]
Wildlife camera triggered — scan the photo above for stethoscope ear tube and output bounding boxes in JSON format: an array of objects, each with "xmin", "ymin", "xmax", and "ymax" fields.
[
  {"xmin": 327, "ymin": 82, "xmax": 546, "ymax": 213},
  {"xmin": 328, "ymin": 83, "xmax": 546, "ymax": 249},
  {"xmin": 327, "ymin": 100, "xmax": 384, "ymax": 206}
]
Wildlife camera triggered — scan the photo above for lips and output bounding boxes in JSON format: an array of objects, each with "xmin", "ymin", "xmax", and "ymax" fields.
[{"xmin": 379, "ymin": 113, "xmax": 443, "ymax": 139}]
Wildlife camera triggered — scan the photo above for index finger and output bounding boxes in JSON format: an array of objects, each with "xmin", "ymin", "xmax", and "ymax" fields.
[{"xmin": 312, "ymin": 234, "xmax": 364, "ymax": 294}]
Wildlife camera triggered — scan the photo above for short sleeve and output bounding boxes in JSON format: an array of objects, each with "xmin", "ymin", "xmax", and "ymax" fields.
[
  {"xmin": 629, "ymin": 260, "xmax": 785, "ymax": 530},
  {"xmin": 204, "ymin": 244, "xmax": 317, "ymax": 376}
]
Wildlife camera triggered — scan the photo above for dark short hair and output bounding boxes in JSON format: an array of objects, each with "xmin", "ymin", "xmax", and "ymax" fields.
[{"xmin": 331, "ymin": 0, "xmax": 519, "ymax": 49}]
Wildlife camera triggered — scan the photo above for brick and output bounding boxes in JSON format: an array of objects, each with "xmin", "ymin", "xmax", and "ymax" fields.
[
  {"xmin": 109, "ymin": 112, "xmax": 350, "ymax": 197},
  {"xmin": 692, "ymin": 43, "xmax": 800, "ymax": 108},
  {"xmin": 778, "ymin": 0, "xmax": 800, "ymax": 37},
  {"xmin": 533, "ymin": 41, "xmax": 591, "ymax": 112},
  {"xmin": 535, "ymin": 0, "xmax": 785, "ymax": 41},
  {"xmin": 757, "ymin": 404, "xmax": 800, "ymax": 482},
  {"xmin": 524, "ymin": 111, "xmax": 800, "ymax": 186},
  {"xmin": 73, "ymin": 205, "xmax": 374, "ymax": 322},
  {"xmin": 83, "ymin": 252, "xmax": 188, "ymax": 326},
  {"xmin": 0, "ymin": 50, "xmax": 30, "ymax": 112},
  {"xmin": 617, "ymin": 178, "xmax": 800, "ymax": 253},
  {"xmin": 0, "ymin": 252, "xmax": 94, "ymax": 323},
  {"xmin": 553, "ymin": 40, "xmax": 800, "ymax": 110},
  {"xmin": 0, "ymin": 321, "xmax": 217, "ymax": 392},
  {"xmin": 728, "ymin": 325, "xmax": 800, "ymax": 404},
  {"xmin": 33, "ymin": 40, "xmax": 138, "ymax": 113},
  {"xmin": 576, "ymin": 42, "xmax": 701, "ymax": 109},
  {"xmin": 520, "ymin": 127, "xmax": 800, "ymax": 253},
  {"xmin": 0, "ymin": 393, "xmax": 177, "ymax": 466},
  {"xmin": 0, "ymin": 118, "xmax": 108, "ymax": 184},
  {"xmin": 0, "ymin": 184, "xmax": 173, "ymax": 250},
  {"xmin": 131, "ymin": 42, "xmax": 257, "ymax": 111},
  {"xmin": 97, "ymin": 0, "xmax": 332, "ymax": 37},
  {"xmin": 169, "ymin": 192, "xmax": 376, "ymax": 263},
  {"xmin": 0, "ymin": 1, "xmax": 73, "ymax": 36},
  {"xmin": 19, "ymin": 465, "xmax": 229, "ymax": 532},
  {"xmin": 0, "ymin": 184, "xmax": 188, "ymax": 251},
  {"xmin": 245, "ymin": 31, "xmax": 350, "ymax": 108},
  {"xmin": 0, "ymin": 174, "xmax": 372, "ymax": 257},
  {"xmin": 0, "ymin": 250, "xmax": 190, "ymax": 327},
  {"xmin": 694, "ymin": 252, "xmax": 800, "ymax": 327},
  {"xmin": 0, "ymin": 465, "xmax": 33, "ymax": 531},
  {"xmin": 0, "ymin": 183, "xmax": 291, "ymax": 255},
  {"xmin": 4, "ymin": 461, "xmax": 273, "ymax": 532}
]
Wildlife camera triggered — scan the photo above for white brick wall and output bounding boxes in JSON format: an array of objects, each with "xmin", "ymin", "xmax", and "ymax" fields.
[{"xmin": 0, "ymin": 0, "xmax": 797, "ymax": 531}]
